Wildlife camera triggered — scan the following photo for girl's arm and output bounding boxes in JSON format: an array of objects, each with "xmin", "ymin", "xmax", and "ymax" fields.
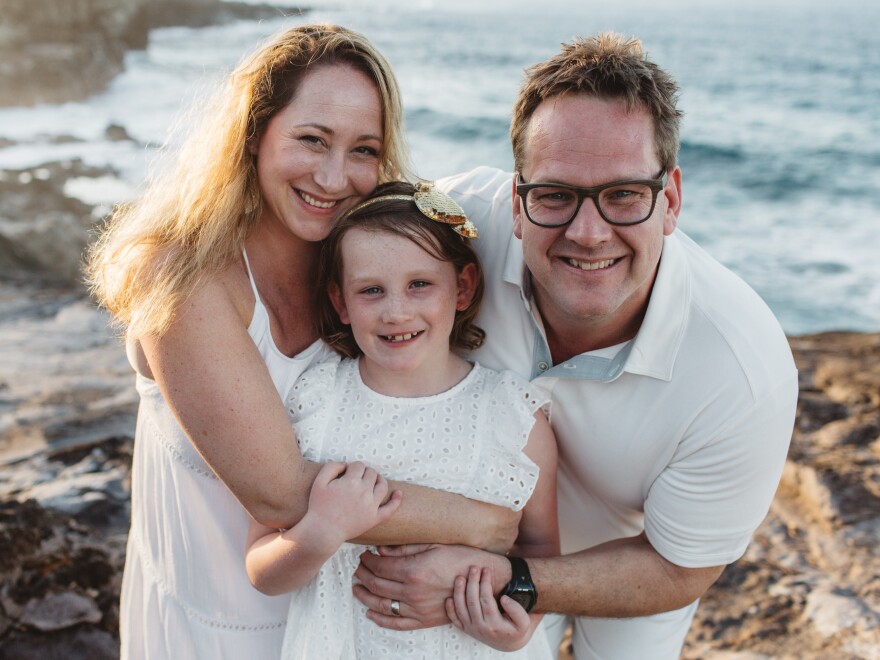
[
  {"xmin": 246, "ymin": 461, "xmax": 401, "ymax": 595},
  {"xmin": 446, "ymin": 410, "xmax": 559, "ymax": 651},
  {"xmin": 140, "ymin": 277, "xmax": 519, "ymax": 548}
]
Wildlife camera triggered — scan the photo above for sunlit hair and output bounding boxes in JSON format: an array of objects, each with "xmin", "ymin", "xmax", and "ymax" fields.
[
  {"xmin": 510, "ymin": 32, "xmax": 682, "ymax": 172},
  {"xmin": 85, "ymin": 24, "xmax": 411, "ymax": 338},
  {"xmin": 318, "ymin": 181, "xmax": 485, "ymax": 359}
]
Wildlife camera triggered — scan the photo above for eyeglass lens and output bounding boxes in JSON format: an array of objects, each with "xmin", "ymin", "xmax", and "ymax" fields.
[{"xmin": 525, "ymin": 182, "xmax": 657, "ymax": 226}]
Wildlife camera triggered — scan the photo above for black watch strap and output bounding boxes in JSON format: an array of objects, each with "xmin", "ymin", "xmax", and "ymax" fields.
[{"xmin": 498, "ymin": 556, "xmax": 538, "ymax": 613}]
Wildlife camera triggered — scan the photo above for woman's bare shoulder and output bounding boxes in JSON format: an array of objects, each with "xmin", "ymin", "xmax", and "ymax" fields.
[{"xmin": 126, "ymin": 260, "xmax": 254, "ymax": 378}]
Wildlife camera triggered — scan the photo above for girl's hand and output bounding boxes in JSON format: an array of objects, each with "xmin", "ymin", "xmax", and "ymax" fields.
[
  {"xmin": 301, "ymin": 461, "xmax": 402, "ymax": 549},
  {"xmin": 445, "ymin": 566, "xmax": 534, "ymax": 652}
]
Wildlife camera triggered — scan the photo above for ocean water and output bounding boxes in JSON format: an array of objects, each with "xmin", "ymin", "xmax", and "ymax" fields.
[{"xmin": 1, "ymin": 0, "xmax": 877, "ymax": 335}]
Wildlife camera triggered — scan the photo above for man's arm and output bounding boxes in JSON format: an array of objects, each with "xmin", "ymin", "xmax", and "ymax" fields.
[
  {"xmin": 353, "ymin": 535, "xmax": 723, "ymax": 630},
  {"xmin": 527, "ymin": 534, "xmax": 724, "ymax": 617}
]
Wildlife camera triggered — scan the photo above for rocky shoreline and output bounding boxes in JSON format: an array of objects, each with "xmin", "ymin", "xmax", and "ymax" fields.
[
  {"xmin": 1, "ymin": 158, "xmax": 879, "ymax": 658},
  {"xmin": 1, "ymin": 275, "xmax": 878, "ymax": 658}
]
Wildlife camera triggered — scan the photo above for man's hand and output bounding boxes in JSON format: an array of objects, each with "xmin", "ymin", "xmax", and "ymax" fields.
[
  {"xmin": 446, "ymin": 566, "xmax": 534, "ymax": 651},
  {"xmin": 353, "ymin": 544, "xmax": 510, "ymax": 631}
]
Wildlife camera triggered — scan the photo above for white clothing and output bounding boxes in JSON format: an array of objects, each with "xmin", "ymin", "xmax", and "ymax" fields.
[
  {"xmin": 437, "ymin": 167, "xmax": 799, "ymax": 659},
  {"xmin": 280, "ymin": 355, "xmax": 554, "ymax": 660},
  {"xmin": 119, "ymin": 250, "xmax": 334, "ymax": 659}
]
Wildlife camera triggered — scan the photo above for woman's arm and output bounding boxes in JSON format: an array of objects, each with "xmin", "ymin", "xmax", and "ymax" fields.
[{"xmin": 140, "ymin": 277, "xmax": 519, "ymax": 547}]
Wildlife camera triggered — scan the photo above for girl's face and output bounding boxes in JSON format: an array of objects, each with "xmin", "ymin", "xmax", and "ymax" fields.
[
  {"xmin": 329, "ymin": 227, "xmax": 478, "ymax": 396},
  {"xmin": 253, "ymin": 64, "xmax": 384, "ymax": 244}
]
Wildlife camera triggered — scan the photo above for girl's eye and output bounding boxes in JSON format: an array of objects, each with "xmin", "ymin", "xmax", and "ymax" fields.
[
  {"xmin": 361, "ymin": 286, "xmax": 382, "ymax": 295},
  {"xmin": 411, "ymin": 280, "xmax": 431, "ymax": 289}
]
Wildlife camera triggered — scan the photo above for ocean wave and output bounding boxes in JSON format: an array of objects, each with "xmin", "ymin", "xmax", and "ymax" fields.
[{"xmin": 406, "ymin": 108, "xmax": 510, "ymax": 142}]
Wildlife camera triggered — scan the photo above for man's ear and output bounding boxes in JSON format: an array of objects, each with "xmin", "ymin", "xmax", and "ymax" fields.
[
  {"xmin": 511, "ymin": 175, "xmax": 524, "ymax": 239},
  {"xmin": 327, "ymin": 283, "xmax": 350, "ymax": 324},
  {"xmin": 663, "ymin": 166, "xmax": 682, "ymax": 236},
  {"xmin": 456, "ymin": 263, "xmax": 479, "ymax": 311}
]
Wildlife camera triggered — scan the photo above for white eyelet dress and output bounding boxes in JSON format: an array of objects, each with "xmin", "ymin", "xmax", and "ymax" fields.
[
  {"xmin": 119, "ymin": 250, "xmax": 334, "ymax": 659},
  {"xmin": 280, "ymin": 354, "xmax": 554, "ymax": 660}
]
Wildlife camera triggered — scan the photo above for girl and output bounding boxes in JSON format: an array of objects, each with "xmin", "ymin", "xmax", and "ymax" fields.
[{"xmin": 246, "ymin": 182, "xmax": 560, "ymax": 658}]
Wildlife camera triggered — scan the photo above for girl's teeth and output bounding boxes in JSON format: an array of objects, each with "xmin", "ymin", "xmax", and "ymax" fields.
[
  {"xmin": 300, "ymin": 191, "xmax": 336, "ymax": 209},
  {"xmin": 386, "ymin": 332, "xmax": 418, "ymax": 342}
]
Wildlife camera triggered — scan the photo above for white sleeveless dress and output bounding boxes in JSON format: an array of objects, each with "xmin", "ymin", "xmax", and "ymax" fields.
[
  {"xmin": 280, "ymin": 355, "xmax": 555, "ymax": 660},
  {"xmin": 119, "ymin": 250, "xmax": 333, "ymax": 659}
]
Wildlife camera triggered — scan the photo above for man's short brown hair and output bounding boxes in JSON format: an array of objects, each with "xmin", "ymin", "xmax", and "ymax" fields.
[{"xmin": 510, "ymin": 33, "xmax": 682, "ymax": 172}]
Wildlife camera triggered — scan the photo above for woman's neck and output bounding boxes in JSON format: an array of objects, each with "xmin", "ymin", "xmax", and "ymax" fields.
[{"xmin": 244, "ymin": 227, "xmax": 322, "ymax": 356}]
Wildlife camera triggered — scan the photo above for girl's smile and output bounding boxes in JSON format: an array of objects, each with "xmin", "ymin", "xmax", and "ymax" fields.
[{"xmin": 329, "ymin": 228, "xmax": 477, "ymax": 397}]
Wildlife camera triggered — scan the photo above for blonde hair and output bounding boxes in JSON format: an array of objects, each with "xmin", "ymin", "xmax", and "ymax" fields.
[
  {"xmin": 86, "ymin": 24, "xmax": 410, "ymax": 338},
  {"xmin": 510, "ymin": 32, "xmax": 682, "ymax": 172}
]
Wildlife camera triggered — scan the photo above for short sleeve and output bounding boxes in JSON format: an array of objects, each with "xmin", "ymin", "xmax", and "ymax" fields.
[
  {"xmin": 644, "ymin": 374, "xmax": 798, "ymax": 567},
  {"xmin": 286, "ymin": 353, "xmax": 343, "ymax": 459},
  {"xmin": 466, "ymin": 369, "xmax": 551, "ymax": 511}
]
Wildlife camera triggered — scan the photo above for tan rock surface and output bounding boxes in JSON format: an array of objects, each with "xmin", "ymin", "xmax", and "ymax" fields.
[
  {"xmin": 681, "ymin": 333, "xmax": 880, "ymax": 660},
  {"xmin": 1, "ymin": 273, "xmax": 878, "ymax": 655}
]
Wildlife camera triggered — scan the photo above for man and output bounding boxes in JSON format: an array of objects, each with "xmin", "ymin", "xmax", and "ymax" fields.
[{"xmin": 354, "ymin": 33, "xmax": 798, "ymax": 658}]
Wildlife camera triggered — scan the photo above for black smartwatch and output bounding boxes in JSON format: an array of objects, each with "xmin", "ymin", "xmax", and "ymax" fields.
[{"xmin": 498, "ymin": 556, "xmax": 537, "ymax": 613}]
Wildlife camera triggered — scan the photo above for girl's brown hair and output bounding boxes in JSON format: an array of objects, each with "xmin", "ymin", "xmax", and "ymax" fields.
[{"xmin": 318, "ymin": 182, "xmax": 485, "ymax": 358}]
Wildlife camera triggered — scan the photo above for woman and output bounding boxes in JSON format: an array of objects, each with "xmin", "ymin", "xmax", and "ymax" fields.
[{"xmin": 87, "ymin": 24, "xmax": 518, "ymax": 659}]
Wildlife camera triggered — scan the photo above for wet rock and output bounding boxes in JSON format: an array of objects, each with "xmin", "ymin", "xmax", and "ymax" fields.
[
  {"xmin": 0, "ymin": 161, "xmax": 113, "ymax": 285},
  {"xmin": 19, "ymin": 591, "xmax": 102, "ymax": 631},
  {"xmin": 103, "ymin": 124, "xmax": 134, "ymax": 142}
]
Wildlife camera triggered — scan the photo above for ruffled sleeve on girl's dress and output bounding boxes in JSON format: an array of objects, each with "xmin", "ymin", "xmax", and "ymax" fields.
[
  {"xmin": 285, "ymin": 352, "xmax": 342, "ymax": 461},
  {"xmin": 465, "ymin": 369, "xmax": 551, "ymax": 511}
]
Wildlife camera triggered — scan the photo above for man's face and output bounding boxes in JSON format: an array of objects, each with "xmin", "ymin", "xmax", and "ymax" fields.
[{"xmin": 513, "ymin": 94, "xmax": 681, "ymax": 345}]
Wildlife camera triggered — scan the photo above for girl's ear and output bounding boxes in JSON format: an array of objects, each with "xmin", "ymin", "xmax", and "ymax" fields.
[
  {"xmin": 455, "ymin": 263, "xmax": 479, "ymax": 311},
  {"xmin": 328, "ymin": 283, "xmax": 350, "ymax": 324}
]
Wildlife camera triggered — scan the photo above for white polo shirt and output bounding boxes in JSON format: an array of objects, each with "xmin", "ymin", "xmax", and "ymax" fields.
[{"xmin": 439, "ymin": 167, "xmax": 798, "ymax": 658}]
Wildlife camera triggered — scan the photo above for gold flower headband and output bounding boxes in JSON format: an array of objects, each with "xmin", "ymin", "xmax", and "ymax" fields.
[{"xmin": 341, "ymin": 181, "xmax": 479, "ymax": 239}]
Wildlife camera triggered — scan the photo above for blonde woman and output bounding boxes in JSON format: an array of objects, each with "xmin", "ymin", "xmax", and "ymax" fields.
[{"xmin": 87, "ymin": 24, "xmax": 519, "ymax": 659}]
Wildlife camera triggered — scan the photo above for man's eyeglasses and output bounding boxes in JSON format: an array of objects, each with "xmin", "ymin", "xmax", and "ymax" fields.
[{"xmin": 515, "ymin": 168, "xmax": 668, "ymax": 227}]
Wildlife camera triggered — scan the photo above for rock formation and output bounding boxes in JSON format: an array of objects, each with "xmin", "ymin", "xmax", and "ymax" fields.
[{"xmin": 0, "ymin": 0, "xmax": 304, "ymax": 106}]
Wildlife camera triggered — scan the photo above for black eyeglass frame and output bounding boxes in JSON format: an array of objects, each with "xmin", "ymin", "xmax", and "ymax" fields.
[{"xmin": 515, "ymin": 168, "xmax": 669, "ymax": 227}]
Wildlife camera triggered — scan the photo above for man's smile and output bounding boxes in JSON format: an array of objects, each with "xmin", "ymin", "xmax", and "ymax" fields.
[{"xmin": 564, "ymin": 257, "xmax": 620, "ymax": 271}]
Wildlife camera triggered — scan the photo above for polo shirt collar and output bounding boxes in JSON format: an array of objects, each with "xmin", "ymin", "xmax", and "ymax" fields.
[
  {"xmin": 624, "ymin": 232, "xmax": 690, "ymax": 382},
  {"xmin": 501, "ymin": 230, "xmax": 690, "ymax": 383}
]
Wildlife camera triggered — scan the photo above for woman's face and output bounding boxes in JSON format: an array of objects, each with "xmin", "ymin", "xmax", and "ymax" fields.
[{"xmin": 254, "ymin": 63, "xmax": 384, "ymax": 244}]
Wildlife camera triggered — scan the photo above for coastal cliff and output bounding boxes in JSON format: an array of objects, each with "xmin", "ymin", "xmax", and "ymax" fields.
[
  {"xmin": 0, "ymin": 0, "xmax": 303, "ymax": 106},
  {"xmin": 0, "ymin": 160, "xmax": 879, "ymax": 658}
]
